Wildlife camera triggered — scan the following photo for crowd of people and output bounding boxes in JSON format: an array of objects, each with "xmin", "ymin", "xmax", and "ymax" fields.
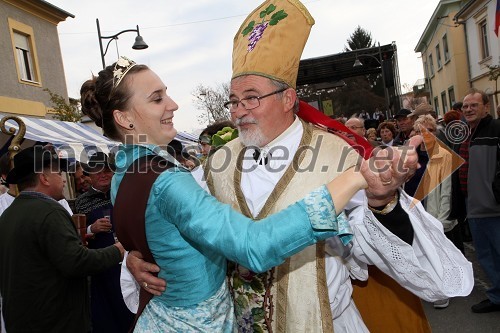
[{"xmin": 0, "ymin": 0, "xmax": 499, "ymax": 332}]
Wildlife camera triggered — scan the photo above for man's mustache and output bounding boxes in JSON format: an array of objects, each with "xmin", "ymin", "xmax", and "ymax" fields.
[{"xmin": 235, "ymin": 118, "xmax": 258, "ymax": 126}]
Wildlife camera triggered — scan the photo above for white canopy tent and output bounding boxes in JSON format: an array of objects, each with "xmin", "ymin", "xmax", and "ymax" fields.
[{"xmin": 0, "ymin": 116, "xmax": 198, "ymax": 163}]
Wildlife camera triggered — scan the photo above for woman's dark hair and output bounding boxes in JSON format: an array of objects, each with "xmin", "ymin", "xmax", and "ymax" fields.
[
  {"xmin": 199, "ymin": 120, "xmax": 235, "ymax": 139},
  {"xmin": 80, "ymin": 62, "xmax": 149, "ymax": 141}
]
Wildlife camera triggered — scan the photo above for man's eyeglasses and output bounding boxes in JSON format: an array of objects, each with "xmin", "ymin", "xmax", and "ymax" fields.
[
  {"xmin": 462, "ymin": 102, "xmax": 482, "ymax": 110},
  {"xmin": 223, "ymin": 88, "xmax": 287, "ymax": 111},
  {"xmin": 347, "ymin": 126, "xmax": 364, "ymax": 130}
]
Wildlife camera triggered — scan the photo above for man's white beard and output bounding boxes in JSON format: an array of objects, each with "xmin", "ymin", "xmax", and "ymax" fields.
[{"xmin": 238, "ymin": 127, "xmax": 268, "ymax": 148}]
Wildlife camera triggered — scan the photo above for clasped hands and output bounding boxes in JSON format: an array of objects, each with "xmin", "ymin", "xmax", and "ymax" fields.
[{"xmin": 360, "ymin": 135, "xmax": 421, "ymax": 207}]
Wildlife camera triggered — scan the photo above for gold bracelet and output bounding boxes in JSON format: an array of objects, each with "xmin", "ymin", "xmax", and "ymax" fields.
[{"xmin": 368, "ymin": 192, "xmax": 399, "ymax": 215}]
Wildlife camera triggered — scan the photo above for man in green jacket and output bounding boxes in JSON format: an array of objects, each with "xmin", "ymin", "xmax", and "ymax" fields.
[{"xmin": 0, "ymin": 146, "xmax": 124, "ymax": 333}]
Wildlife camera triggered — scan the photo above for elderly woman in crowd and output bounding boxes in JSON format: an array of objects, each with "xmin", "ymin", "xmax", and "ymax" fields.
[
  {"xmin": 406, "ymin": 115, "xmax": 464, "ymax": 309},
  {"xmin": 377, "ymin": 121, "xmax": 397, "ymax": 146}
]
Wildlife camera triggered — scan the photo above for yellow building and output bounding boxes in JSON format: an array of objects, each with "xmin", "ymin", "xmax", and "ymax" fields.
[
  {"xmin": 0, "ymin": 0, "xmax": 73, "ymax": 118},
  {"xmin": 415, "ymin": 0, "xmax": 469, "ymax": 116}
]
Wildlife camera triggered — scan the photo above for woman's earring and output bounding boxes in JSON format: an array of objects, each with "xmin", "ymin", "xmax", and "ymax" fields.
[{"xmin": 129, "ymin": 123, "xmax": 134, "ymax": 129}]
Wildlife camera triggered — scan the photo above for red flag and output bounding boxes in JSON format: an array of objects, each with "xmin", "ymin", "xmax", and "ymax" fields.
[
  {"xmin": 297, "ymin": 100, "xmax": 373, "ymax": 159},
  {"xmin": 495, "ymin": 0, "xmax": 500, "ymax": 36}
]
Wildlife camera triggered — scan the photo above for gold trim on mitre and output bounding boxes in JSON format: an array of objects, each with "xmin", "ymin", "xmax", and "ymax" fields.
[{"xmin": 232, "ymin": 0, "xmax": 315, "ymax": 88}]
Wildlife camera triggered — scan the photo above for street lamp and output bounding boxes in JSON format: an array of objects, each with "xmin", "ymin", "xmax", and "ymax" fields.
[
  {"xmin": 96, "ymin": 18, "xmax": 148, "ymax": 69},
  {"xmin": 199, "ymin": 92, "xmax": 211, "ymax": 124},
  {"xmin": 353, "ymin": 43, "xmax": 391, "ymax": 116}
]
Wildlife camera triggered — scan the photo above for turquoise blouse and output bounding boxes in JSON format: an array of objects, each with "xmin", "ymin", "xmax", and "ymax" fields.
[{"xmin": 111, "ymin": 144, "xmax": 351, "ymax": 307}]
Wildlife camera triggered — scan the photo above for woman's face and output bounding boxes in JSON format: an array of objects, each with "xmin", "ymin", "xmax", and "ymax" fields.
[
  {"xmin": 415, "ymin": 124, "xmax": 437, "ymax": 151},
  {"xmin": 366, "ymin": 131, "xmax": 377, "ymax": 141},
  {"xmin": 123, "ymin": 69, "xmax": 178, "ymax": 145},
  {"xmin": 380, "ymin": 127, "xmax": 393, "ymax": 143}
]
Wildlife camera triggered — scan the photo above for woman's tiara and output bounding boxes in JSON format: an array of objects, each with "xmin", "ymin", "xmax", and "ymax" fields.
[{"xmin": 113, "ymin": 56, "xmax": 136, "ymax": 88}]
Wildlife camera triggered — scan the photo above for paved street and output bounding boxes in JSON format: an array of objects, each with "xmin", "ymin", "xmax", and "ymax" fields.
[{"xmin": 424, "ymin": 242, "xmax": 500, "ymax": 332}]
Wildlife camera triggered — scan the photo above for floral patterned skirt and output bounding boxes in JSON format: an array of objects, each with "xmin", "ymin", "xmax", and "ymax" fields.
[{"xmin": 134, "ymin": 281, "xmax": 236, "ymax": 332}]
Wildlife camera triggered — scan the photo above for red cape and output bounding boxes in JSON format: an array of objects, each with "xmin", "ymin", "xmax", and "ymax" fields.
[{"xmin": 297, "ymin": 100, "xmax": 373, "ymax": 159}]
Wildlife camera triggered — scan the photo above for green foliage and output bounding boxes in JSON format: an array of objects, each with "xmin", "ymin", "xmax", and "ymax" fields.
[
  {"xmin": 249, "ymin": 276, "xmax": 265, "ymax": 293},
  {"xmin": 252, "ymin": 324, "xmax": 265, "ymax": 333},
  {"xmin": 234, "ymin": 295, "xmax": 249, "ymax": 316},
  {"xmin": 232, "ymin": 275, "xmax": 244, "ymax": 290},
  {"xmin": 269, "ymin": 10, "xmax": 287, "ymax": 25},
  {"xmin": 488, "ymin": 65, "xmax": 500, "ymax": 81},
  {"xmin": 344, "ymin": 26, "xmax": 376, "ymax": 51},
  {"xmin": 211, "ymin": 127, "xmax": 239, "ymax": 147},
  {"xmin": 242, "ymin": 21, "xmax": 256, "ymax": 36},
  {"xmin": 251, "ymin": 307, "xmax": 265, "ymax": 322},
  {"xmin": 262, "ymin": 4, "xmax": 276, "ymax": 16},
  {"xmin": 43, "ymin": 88, "xmax": 82, "ymax": 122}
]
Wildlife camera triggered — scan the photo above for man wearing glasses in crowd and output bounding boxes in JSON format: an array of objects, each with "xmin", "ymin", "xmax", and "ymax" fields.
[{"xmin": 459, "ymin": 88, "xmax": 500, "ymax": 314}]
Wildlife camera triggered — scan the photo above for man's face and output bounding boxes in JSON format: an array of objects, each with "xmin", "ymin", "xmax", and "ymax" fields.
[
  {"xmin": 396, "ymin": 116, "xmax": 413, "ymax": 133},
  {"xmin": 199, "ymin": 142, "xmax": 211, "ymax": 156},
  {"xmin": 462, "ymin": 93, "xmax": 489, "ymax": 125},
  {"xmin": 229, "ymin": 75, "xmax": 295, "ymax": 147},
  {"xmin": 44, "ymin": 168, "xmax": 66, "ymax": 201},
  {"xmin": 345, "ymin": 118, "xmax": 366, "ymax": 136},
  {"xmin": 88, "ymin": 166, "xmax": 113, "ymax": 192},
  {"xmin": 74, "ymin": 167, "xmax": 91, "ymax": 193}
]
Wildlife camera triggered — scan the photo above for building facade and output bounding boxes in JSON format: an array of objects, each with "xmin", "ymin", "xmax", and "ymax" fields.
[
  {"xmin": 415, "ymin": 0, "xmax": 470, "ymax": 117},
  {"xmin": 0, "ymin": 0, "xmax": 73, "ymax": 118},
  {"xmin": 455, "ymin": 0, "xmax": 500, "ymax": 114}
]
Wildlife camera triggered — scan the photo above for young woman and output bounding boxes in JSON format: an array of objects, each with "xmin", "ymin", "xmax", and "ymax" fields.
[{"xmin": 80, "ymin": 57, "xmax": 378, "ymax": 332}]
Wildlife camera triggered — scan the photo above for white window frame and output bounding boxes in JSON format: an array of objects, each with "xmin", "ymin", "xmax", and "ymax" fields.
[
  {"xmin": 8, "ymin": 18, "xmax": 41, "ymax": 86},
  {"xmin": 442, "ymin": 34, "xmax": 449, "ymax": 62},
  {"xmin": 434, "ymin": 96, "xmax": 440, "ymax": 114},
  {"xmin": 478, "ymin": 19, "xmax": 490, "ymax": 60},
  {"xmin": 429, "ymin": 54, "xmax": 434, "ymax": 76},
  {"xmin": 448, "ymin": 86, "xmax": 455, "ymax": 107},
  {"xmin": 436, "ymin": 44, "xmax": 442, "ymax": 69}
]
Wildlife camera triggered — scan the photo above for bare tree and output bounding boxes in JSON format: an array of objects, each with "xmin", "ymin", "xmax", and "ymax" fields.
[
  {"xmin": 400, "ymin": 84, "xmax": 427, "ymax": 110},
  {"xmin": 192, "ymin": 82, "xmax": 231, "ymax": 124}
]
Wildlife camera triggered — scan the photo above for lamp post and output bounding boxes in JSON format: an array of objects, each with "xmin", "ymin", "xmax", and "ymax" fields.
[
  {"xmin": 199, "ymin": 92, "xmax": 212, "ymax": 124},
  {"xmin": 96, "ymin": 18, "xmax": 148, "ymax": 69},
  {"xmin": 353, "ymin": 43, "xmax": 391, "ymax": 117}
]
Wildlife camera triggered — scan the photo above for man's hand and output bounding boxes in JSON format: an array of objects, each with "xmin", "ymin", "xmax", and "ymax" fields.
[
  {"xmin": 361, "ymin": 135, "xmax": 422, "ymax": 206},
  {"xmin": 127, "ymin": 250, "xmax": 166, "ymax": 296},
  {"xmin": 114, "ymin": 242, "xmax": 125, "ymax": 259},
  {"xmin": 90, "ymin": 217, "xmax": 112, "ymax": 233}
]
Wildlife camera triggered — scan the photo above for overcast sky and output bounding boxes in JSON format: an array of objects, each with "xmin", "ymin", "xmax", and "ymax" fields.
[{"xmin": 49, "ymin": 0, "xmax": 438, "ymax": 133}]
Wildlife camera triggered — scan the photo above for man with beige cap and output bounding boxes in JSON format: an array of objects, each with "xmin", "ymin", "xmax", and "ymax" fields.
[
  {"xmin": 124, "ymin": 1, "xmax": 473, "ymax": 332},
  {"xmin": 408, "ymin": 103, "xmax": 435, "ymax": 120}
]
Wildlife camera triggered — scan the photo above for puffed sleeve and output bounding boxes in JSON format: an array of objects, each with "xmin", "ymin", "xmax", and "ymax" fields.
[
  {"xmin": 346, "ymin": 190, "xmax": 473, "ymax": 302},
  {"xmin": 153, "ymin": 170, "xmax": 352, "ymax": 273}
]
